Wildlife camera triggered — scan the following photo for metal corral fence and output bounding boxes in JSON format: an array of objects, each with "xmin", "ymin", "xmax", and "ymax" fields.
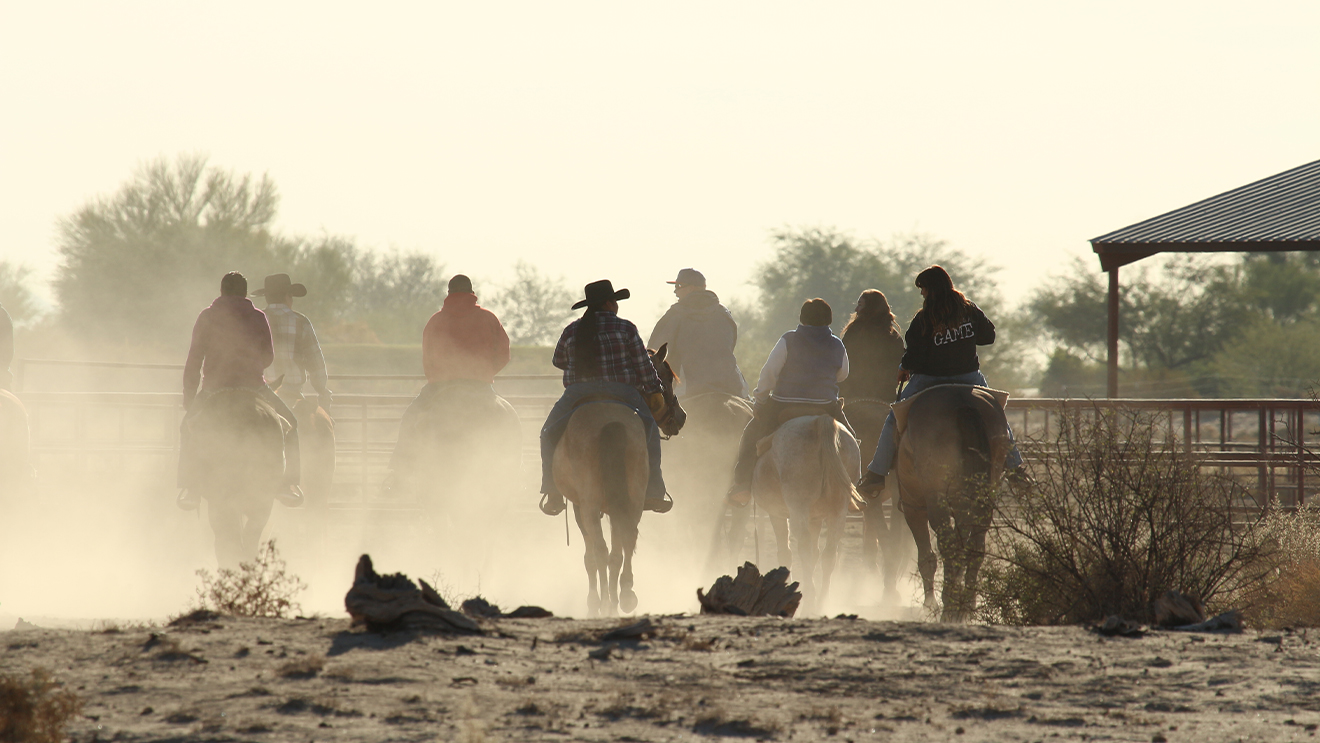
[{"xmin": 14, "ymin": 359, "xmax": 1320, "ymax": 509}]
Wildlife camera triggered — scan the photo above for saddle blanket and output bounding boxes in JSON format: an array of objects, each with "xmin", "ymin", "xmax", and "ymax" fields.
[{"xmin": 890, "ymin": 384, "xmax": 1008, "ymax": 435}]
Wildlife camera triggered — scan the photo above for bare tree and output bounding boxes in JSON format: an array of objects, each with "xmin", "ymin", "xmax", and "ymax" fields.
[{"xmin": 488, "ymin": 261, "xmax": 575, "ymax": 346}]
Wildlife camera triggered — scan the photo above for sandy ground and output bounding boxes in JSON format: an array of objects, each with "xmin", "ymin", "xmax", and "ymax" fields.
[{"xmin": 5, "ymin": 612, "xmax": 1320, "ymax": 742}]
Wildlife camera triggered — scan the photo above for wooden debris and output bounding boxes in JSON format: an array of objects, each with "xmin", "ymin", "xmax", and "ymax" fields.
[
  {"xmin": 344, "ymin": 555, "xmax": 481, "ymax": 634},
  {"xmin": 600, "ymin": 618, "xmax": 655, "ymax": 642},
  {"xmin": 697, "ymin": 562, "xmax": 801, "ymax": 617},
  {"xmin": 1153, "ymin": 590, "xmax": 1205, "ymax": 628},
  {"xmin": 460, "ymin": 596, "xmax": 554, "ymax": 620}
]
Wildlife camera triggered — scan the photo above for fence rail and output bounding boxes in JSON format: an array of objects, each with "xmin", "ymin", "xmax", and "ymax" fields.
[{"xmin": 13, "ymin": 359, "xmax": 1320, "ymax": 509}]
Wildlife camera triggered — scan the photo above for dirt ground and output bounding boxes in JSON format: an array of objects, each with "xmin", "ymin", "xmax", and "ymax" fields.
[{"xmin": 4, "ymin": 612, "xmax": 1320, "ymax": 743}]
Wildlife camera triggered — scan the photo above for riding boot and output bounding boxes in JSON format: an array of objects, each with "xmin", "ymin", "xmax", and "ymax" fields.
[{"xmin": 728, "ymin": 412, "xmax": 773, "ymax": 504}]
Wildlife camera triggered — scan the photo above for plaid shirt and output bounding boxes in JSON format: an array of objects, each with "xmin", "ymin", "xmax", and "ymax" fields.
[
  {"xmin": 553, "ymin": 311, "xmax": 662, "ymax": 395},
  {"xmin": 264, "ymin": 304, "xmax": 331, "ymax": 396}
]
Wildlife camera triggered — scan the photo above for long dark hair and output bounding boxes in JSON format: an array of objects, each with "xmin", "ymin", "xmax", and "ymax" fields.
[
  {"xmin": 573, "ymin": 305, "xmax": 603, "ymax": 373},
  {"xmin": 916, "ymin": 265, "xmax": 973, "ymax": 333},
  {"xmin": 844, "ymin": 289, "xmax": 900, "ymax": 338}
]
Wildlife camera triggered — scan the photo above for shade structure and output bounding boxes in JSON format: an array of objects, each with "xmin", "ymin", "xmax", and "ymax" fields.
[{"xmin": 1090, "ymin": 159, "xmax": 1320, "ymax": 396}]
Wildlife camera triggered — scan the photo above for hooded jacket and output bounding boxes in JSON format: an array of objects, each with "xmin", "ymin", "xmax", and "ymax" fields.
[
  {"xmin": 647, "ymin": 290, "xmax": 746, "ymax": 396},
  {"xmin": 183, "ymin": 295, "xmax": 274, "ymax": 406},
  {"xmin": 422, "ymin": 292, "xmax": 511, "ymax": 383}
]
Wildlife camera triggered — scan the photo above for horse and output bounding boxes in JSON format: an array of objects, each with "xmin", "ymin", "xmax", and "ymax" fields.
[
  {"xmin": 844, "ymin": 397, "xmax": 915, "ymax": 604},
  {"xmin": 0, "ymin": 389, "xmax": 33, "ymax": 500},
  {"xmin": 290, "ymin": 397, "xmax": 335, "ymax": 513},
  {"xmin": 893, "ymin": 384, "xmax": 1011, "ymax": 622},
  {"xmin": 392, "ymin": 380, "xmax": 521, "ymax": 524},
  {"xmin": 187, "ymin": 388, "xmax": 288, "ymax": 569},
  {"xmin": 659, "ymin": 391, "xmax": 754, "ymax": 574},
  {"xmin": 751, "ymin": 412, "xmax": 861, "ymax": 613},
  {"xmin": 552, "ymin": 346, "xmax": 684, "ymax": 617}
]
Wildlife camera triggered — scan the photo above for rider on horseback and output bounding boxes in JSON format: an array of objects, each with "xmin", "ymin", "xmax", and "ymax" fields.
[
  {"xmin": 387, "ymin": 274, "xmax": 511, "ymax": 484},
  {"xmin": 254, "ymin": 274, "xmax": 332, "ymax": 412},
  {"xmin": 178, "ymin": 272, "xmax": 303, "ymax": 509},
  {"xmin": 856, "ymin": 265, "xmax": 1027, "ymax": 496},
  {"xmin": 839, "ymin": 290, "xmax": 905, "ymax": 405},
  {"xmin": 648, "ymin": 268, "xmax": 747, "ymax": 398},
  {"xmin": 539, "ymin": 280, "xmax": 674, "ymax": 517},
  {"xmin": 726, "ymin": 298, "xmax": 854, "ymax": 506}
]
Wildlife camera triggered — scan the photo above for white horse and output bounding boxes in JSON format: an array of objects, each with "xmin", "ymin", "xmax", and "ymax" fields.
[{"xmin": 752, "ymin": 414, "xmax": 861, "ymax": 612}]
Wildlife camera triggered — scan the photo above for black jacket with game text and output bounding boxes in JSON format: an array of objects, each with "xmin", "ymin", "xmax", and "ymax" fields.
[{"xmin": 899, "ymin": 303, "xmax": 995, "ymax": 377}]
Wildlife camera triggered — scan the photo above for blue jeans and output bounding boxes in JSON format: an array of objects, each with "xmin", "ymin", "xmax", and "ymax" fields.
[
  {"xmin": 540, "ymin": 381, "xmax": 666, "ymax": 500},
  {"xmin": 866, "ymin": 371, "xmax": 1022, "ymax": 476}
]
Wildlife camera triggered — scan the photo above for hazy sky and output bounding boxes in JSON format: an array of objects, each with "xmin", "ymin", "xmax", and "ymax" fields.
[{"xmin": 2, "ymin": 1, "xmax": 1318, "ymax": 330}]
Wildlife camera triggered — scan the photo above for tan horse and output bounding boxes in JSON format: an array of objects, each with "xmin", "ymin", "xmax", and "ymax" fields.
[
  {"xmin": 552, "ymin": 346, "xmax": 684, "ymax": 617},
  {"xmin": 0, "ymin": 390, "xmax": 33, "ymax": 500},
  {"xmin": 187, "ymin": 388, "xmax": 288, "ymax": 569},
  {"xmin": 893, "ymin": 384, "xmax": 1011, "ymax": 622},
  {"xmin": 752, "ymin": 414, "xmax": 861, "ymax": 612}
]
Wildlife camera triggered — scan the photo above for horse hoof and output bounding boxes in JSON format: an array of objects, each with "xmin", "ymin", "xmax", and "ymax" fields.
[{"xmin": 619, "ymin": 590, "xmax": 638, "ymax": 614}]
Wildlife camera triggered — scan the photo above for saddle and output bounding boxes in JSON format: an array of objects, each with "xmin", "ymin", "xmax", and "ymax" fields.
[
  {"xmin": 754, "ymin": 402, "xmax": 843, "ymax": 457},
  {"xmin": 890, "ymin": 384, "xmax": 1009, "ymax": 435}
]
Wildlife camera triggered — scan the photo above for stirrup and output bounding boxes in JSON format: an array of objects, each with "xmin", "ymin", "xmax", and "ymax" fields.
[
  {"xmin": 276, "ymin": 485, "xmax": 304, "ymax": 508},
  {"xmin": 176, "ymin": 488, "xmax": 200, "ymax": 512},
  {"xmin": 644, "ymin": 493, "xmax": 673, "ymax": 514},
  {"xmin": 540, "ymin": 493, "xmax": 566, "ymax": 516}
]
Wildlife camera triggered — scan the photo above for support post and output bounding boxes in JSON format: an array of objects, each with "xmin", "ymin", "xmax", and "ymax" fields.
[{"xmin": 1107, "ymin": 266, "xmax": 1120, "ymax": 398}]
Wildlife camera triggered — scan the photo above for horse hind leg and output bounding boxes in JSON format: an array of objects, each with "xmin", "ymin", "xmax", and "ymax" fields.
[
  {"xmin": 207, "ymin": 498, "xmax": 245, "ymax": 570},
  {"xmin": 240, "ymin": 495, "xmax": 275, "ymax": 564},
  {"xmin": 901, "ymin": 502, "xmax": 939, "ymax": 616},
  {"xmin": 818, "ymin": 513, "xmax": 846, "ymax": 612},
  {"xmin": 575, "ymin": 505, "xmax": 606, "ymax": 617},
  {"xmin": 787, "ymin": 505, "xmax": 818, "ymax": 612},
  {"xmin": 611, "ymin": 516, "xmax": 638, "ymax": 614}
]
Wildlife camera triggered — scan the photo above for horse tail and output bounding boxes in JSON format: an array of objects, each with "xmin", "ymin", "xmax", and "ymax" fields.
[
  {"xmin": 599, "ymin": 421, "xmax": 638, "ymax": 552},
  {"xmin": 817, "ymin": 415, "xmax": 857, "ymax": 506},
  {"xmin": 956, "ymin": 405, "xmax": 992, "ymax": 483}
]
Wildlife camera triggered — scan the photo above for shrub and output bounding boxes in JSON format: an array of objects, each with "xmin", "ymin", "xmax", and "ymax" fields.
[
  {"xmin": 1243, "ymin": 504, "xmax": 1320, "ymax": 628},
  {"xmin": 0, "ymin": 668, "xmax": 82, "ymax": 743},
  {"xmin": 977, "ymin": 405, "xmax": 1278, "ymax": 625},
  {"xmin": 192, "ymin": 540, "xmax": 307, "ymax": 618}
]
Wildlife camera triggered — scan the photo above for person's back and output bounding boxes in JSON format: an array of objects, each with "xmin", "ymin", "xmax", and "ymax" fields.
[
  {"xmin": 423, "ymin": 276, "xmax": 510, "ymax": 384},
  {"xmin": 649, "ymin": 269, "xmax": 745, "ymax": 397},
  {"xmin": 839, "ymin": 290, "xmax": 906, "ymax": 403},
  {"xmin": 255, "ymin": 273, "xmax": 332, "ymax": 411}
]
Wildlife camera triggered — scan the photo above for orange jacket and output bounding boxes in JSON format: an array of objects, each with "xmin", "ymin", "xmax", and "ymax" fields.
[{"xmin": 422, "ymin": 293, "xmax": 510, "ymax": 383}]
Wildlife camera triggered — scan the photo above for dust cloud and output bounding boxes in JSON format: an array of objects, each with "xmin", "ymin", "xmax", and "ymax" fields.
[{"xmin": 0, "ymin": 357, "xmax": 921, "ymax": 627}]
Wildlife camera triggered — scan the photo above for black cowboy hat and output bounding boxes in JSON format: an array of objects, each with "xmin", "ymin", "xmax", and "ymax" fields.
[
  {"xmin": 252, "ymin": 273, "xmax": 307, "ymax": 298},
  {"xmin": 572, "ymin": 279, "xmax": 630, "ymax": 310}
]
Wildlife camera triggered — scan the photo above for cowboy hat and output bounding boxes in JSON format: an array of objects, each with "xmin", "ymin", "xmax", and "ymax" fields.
[
  {"xmin": 252, "ymin": 273, "xmax": 307, "ymax": 298},
  {"xmin": 572, "ymin": 279, "xmax": 630, "ymax": 310}
]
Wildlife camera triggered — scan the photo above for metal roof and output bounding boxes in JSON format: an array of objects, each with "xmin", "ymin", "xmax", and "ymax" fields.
[{"xmin": 1092, "ymin": 158, "xmax": 1320, "ymax": 270}]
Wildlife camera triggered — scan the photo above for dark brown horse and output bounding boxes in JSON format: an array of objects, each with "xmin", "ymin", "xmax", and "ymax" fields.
[
  {"xmin": 893, "ymin": 384, "xmax": 1011, "ymax": 622},
  {"xmin": 845, "ymin": 398, "xmax": 915, "ymax": 604},
  {"xmin": 552, "ymin": 346, "xmax": 684, "ymax": 616},
  {"xmin": 393, "ymin": 380, "xmax": 521, "ymax": 526},
  {"xmin": 187, "ymin": 388, "xmax": 288, "ymax": 569},
  {"xmin": 291, "ymin": 397, "xmax": 335, "ymax": 512},
  {"xmin": 660, "ymin": 391, "xmax": 754, "ymax": 574}
]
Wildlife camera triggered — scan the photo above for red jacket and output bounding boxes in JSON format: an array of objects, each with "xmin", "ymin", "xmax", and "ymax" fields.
[
  {"xmin": 183, "ymin": 296, "xmax": 274, "ymax": 406},
  {"xmin": 422, "ymin": 293, "xmax": 510, "ymax": 383}
]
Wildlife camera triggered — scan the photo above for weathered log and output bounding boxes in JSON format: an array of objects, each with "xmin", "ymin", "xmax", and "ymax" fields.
[
  {"xmin": 697, "ymin": 562, "xmax": 801, "ymax": 617},
  {"xmin": 344, "ymin": 555, "xmax": 481, "ymax": 634}
]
